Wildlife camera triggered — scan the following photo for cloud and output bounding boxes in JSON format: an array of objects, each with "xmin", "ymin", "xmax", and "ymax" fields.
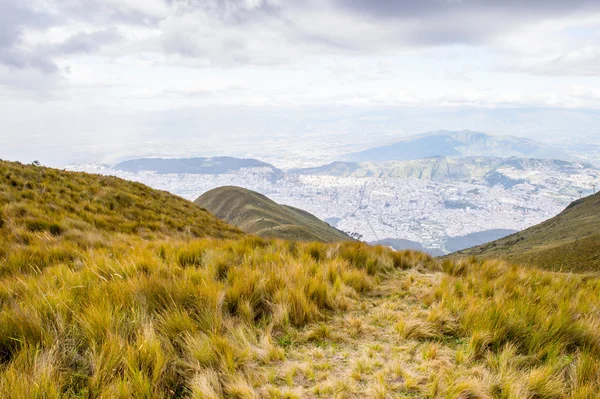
[
  {"xmin": 504, "ymin": 44, "xmax": 600, "ymax": 76},
  {"xmin": 150, "ymin": 0, "xmax": 600, "ymax": 74},
  {"xmin": 44, "ymin": 28, "xmax": 124, "ymax": 57},
  {"xmin": 0, "ymin": 0, "xmax": 59, "ymax": 72},
  {"xmin": 166, "ymin": 0, "xmax": 285, "ymax": 21},
  {"xmin": 3, "ymin": 0, "xmax": 600, "ymax": 74},
  {"xmin": 334, "ymin": 0, "xmax": 600, "ymax": 19},
  {"xmin": 53, "ymin": 0, "xmax": 169, "ymax": 25},
  {"xmin": 0, "ymin": 0, "xmax": 599, "ymax": 107}
]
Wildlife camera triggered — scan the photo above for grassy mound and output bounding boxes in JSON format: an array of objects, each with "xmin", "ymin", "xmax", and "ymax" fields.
[
  {"xmin": 452, "ymin": 192, "xmax": 600, "ymax": 271},
  {"xmin": 194, "ymin": 186, "xmax": 352, "ymax": 243}
]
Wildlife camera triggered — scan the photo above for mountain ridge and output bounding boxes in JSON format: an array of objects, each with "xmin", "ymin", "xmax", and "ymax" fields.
[{"xmin": 114, "ymin": 156, "xmax": 284, "ymax": 181}]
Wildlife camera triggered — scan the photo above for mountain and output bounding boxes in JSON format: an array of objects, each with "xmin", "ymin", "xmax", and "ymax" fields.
[
  {"xmin": 195, "ymin": 186, "xmax": 352, "ymax": 242},
  {"xmin": 346, "ymin": 130, "xmax": 568, "ymax": 162},
  {"xmin": 294, "ymin": 156, "xmax": 597, "ymax": 193},
  {"xmin": 453, "ymin": 192, "xmax": 600, "ymax": 271},
  {"xmin": 113, "ymin": 156, "xmax": 284, "ymax": 181}
]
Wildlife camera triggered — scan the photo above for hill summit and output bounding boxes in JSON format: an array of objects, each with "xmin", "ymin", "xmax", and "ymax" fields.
[
  {"xmin": 347, "ymin": 130, "xmax": 567, "ymax": 162},
  {"xmin": 195, "ymin": 186, "xmax": 352, "ymax": 242}
]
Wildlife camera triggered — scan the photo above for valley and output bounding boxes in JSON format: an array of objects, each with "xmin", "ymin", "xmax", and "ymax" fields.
[{"xmin": 69, "ymin": 156, "xmax": 599, "ymax": 254}]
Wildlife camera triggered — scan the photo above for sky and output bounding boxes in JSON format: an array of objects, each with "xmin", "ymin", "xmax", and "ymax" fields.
[{"xmin": 1, "ymin": 0, "xmax": 600, "ymax": 166}]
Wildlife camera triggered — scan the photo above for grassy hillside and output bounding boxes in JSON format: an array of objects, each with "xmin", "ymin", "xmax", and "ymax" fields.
[
  {"xmin": 195, "ymin": 186, "xmax": 352, "ymax": 243},
  {"xmin": 1, "ymin": 160, "xmax": 599, "ymax": 398},
  {"xmin": 453, "ymin": 192, "xmax": 600, "ymax": 271},
  {"xmin": 0, "ymin": 161, "xmax": 241, "ymax": 276}
]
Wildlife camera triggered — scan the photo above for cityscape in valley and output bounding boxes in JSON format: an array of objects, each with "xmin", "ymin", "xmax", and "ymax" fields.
[{"xmin": 69, "ymin": 131, "xmax": 600, "ymax": 255}]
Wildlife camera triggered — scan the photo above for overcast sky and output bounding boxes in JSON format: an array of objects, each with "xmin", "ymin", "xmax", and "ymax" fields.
[{"xmin": 1, "ymin": 0, "xmax": 600, "ymax": 166}]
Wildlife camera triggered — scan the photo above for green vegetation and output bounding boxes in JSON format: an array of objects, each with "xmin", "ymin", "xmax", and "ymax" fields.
[
  {"xmin": 1, "ymin": 160, "xmax": 599, "ymax": 398},
  {"xmin": 195, "ymin": 186, "xmax": 351, "ymax": 242},
  {"xmin": 452, "ymin": 192, "xmax": 600, "ymax": 271}
]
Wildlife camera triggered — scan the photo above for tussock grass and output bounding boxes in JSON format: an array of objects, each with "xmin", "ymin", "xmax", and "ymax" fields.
[
  {"xmin": 0, "ymin": 161, "xmax": 241, "ymax": 278},
  {"xmin": 0, "ymin": 231, "xmax": 427, "ymax": 397},
  {"xmin": 257, "ymin": 260, "xmax": 600, "ymax": 398},
  {"xmin": 430, "ymin": 257, "xmax": 600, "ymax": 398}
]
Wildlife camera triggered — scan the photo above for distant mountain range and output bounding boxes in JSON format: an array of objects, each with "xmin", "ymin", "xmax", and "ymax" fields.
[
  {"xmin": 194, "ymin": 186, "xmax": 352, "ymax": 243},
  {"xmin": 453, "ymin": 192, "xmax": 600, "ymax": 271},
  {"xmin": 294, "ymin": 157, "xmax": 596, "ymax": 193},
  {"xmin": 114, "ymin": 156, "xmax": 284, "ymax": 181},
  {"xmin": 346, "ymin": 130, "xmax": 569, "ymax": 162}
]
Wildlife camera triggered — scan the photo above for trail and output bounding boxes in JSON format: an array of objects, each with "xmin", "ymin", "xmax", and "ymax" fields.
[{"xmin": 255, "ymin": 269, "xmax": 455, "ymax": 398}]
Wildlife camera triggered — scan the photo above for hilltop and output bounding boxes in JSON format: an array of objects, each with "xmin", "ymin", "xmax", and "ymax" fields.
[
  {"xmin": 195, "ymin": 186, "xmax": 352, "ymax": 242},
  {"xmin": 453, "ymin": 192, "xmax": 600, "ymax": 271},
  {"xmin": 114, "ymin": 156, "xmax": 284, "ymax": 181}
]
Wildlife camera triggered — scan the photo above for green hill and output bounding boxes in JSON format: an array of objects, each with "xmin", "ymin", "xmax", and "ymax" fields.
[
  {"xmin": 194, "ymin": 186, "xmax": 352, "ymax": 242},
  {"xmin": 452, "ymin": 192, "xmax": 600, "ymax": 271}
]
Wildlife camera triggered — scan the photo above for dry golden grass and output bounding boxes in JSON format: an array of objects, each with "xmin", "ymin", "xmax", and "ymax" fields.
[
  {"xmin": 0, "ymin": 231, "xmax": 431, "ymax": 397},
  {"xmin": 257, "ymin": 259, "xmax": 600, "ymax": 398}
]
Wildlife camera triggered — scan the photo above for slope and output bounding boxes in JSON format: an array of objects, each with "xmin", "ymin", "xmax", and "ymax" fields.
[
  {"xmin": 194, "ymin": 186, "xmax": 352, "ymax": 242},
  {"xmin": 253, "ymin": 258, "xmax": 600, "ymax": 398},
  {"xmin": 453, "ymin": 192, "xmax": 600, "ymax": 271},
  {"xmin": 0, "ymin": 160, "xmax": 242, "ymax": 275}
]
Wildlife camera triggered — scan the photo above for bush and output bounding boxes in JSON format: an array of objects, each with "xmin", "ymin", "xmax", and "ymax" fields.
[{"xmin": 24, "ymin": 219, "xmax": 64, "ymax": 236}]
